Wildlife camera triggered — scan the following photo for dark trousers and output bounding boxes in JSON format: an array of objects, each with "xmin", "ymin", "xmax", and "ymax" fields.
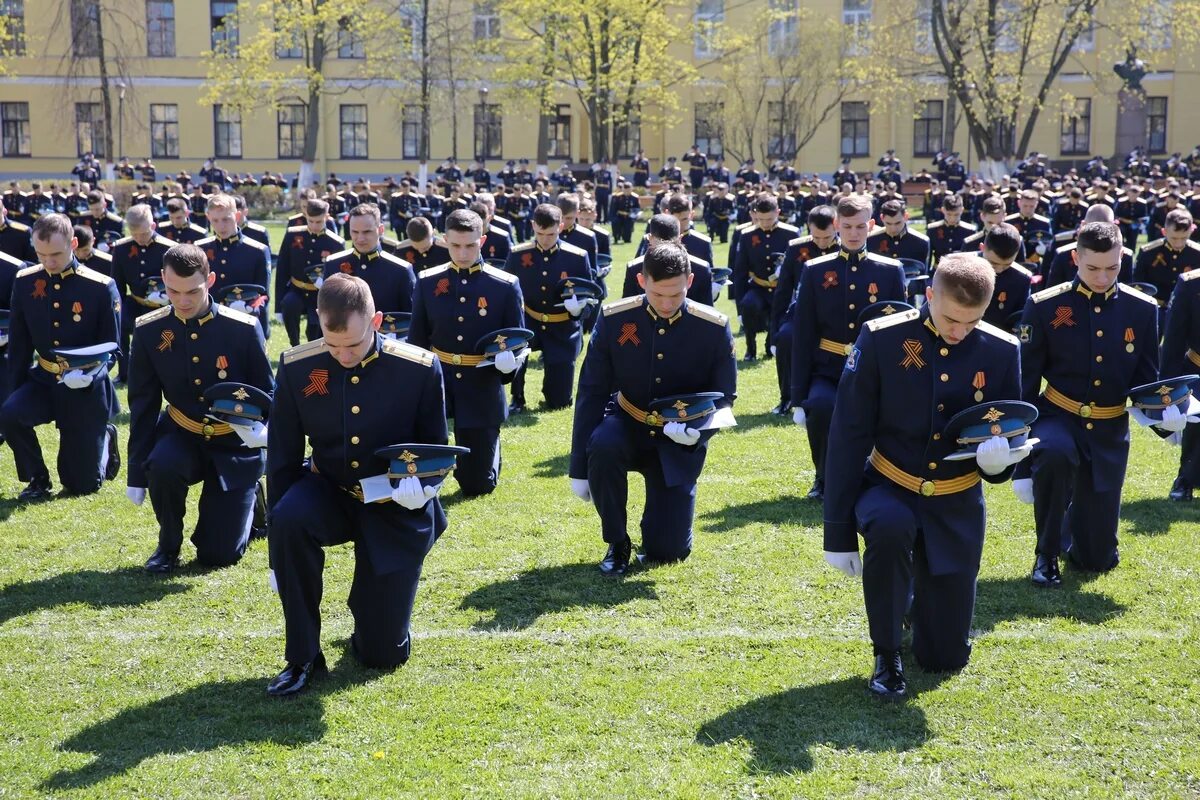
[
  {"xmin": 0, "ymin": 378, "xmax": 112, "ymax": 493},
  {"xmin": 596, "ymin": 189, "xmax": 611, "ymax": 223},
  {"xmin": 739, "ymin": 289, "xmax": 771, "ymax": 358},
  {"xmin": 774, "ymin": 321, "xmax": 794, "ymax": 405},
  {"xmin": 586, "ymin": 415, "xmax": 695, "ymax": 561},
  {"xmin": 805, "ymin": 376, "xmax": 838, "ymax": 484},
  {"xmin": 280, "ymin": 290, "xmax": 319, "ymax": 347},
  {"xmin": 1031, "ymin": 444, "xmax": 1121, "ymax": 571},
  {"xmin": 145, "ymin": 430, "xmax": 257, "ymax": 566},
  {"xmin": 453, "ymin": 424, "xmax": 501, "ymax": 496},
  {"xmin": 857, "ymin": 483, "xmax": 977, "ymax": 671},
  {"xmin": 511, "ymin": 356, "xmax": 574, "ymax": 409},
  {"xmin": 708, "ymin": 219, "xmax": 730, "ymax": 244},
  {"xmin": 1179, "ymin": 424, "xmax": 1200, "ymax": 485},
  {"xmin": 611, "ymin": 216, "xmax": 634, "ymax": 244},
  {"xmin": 269, "ymin": 473, "xmax": 430, "ymax": 667}
]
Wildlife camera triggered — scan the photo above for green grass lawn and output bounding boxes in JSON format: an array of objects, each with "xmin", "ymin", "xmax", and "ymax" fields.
[{"xmin": 1, "ymin": 223, "xmax": 1198, "ymax": 798}]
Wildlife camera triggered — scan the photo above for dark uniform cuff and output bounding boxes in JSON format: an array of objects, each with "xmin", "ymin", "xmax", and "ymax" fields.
[{"xmin": 823, "ymin": 520, "xmax": 858, "ymax": 553}]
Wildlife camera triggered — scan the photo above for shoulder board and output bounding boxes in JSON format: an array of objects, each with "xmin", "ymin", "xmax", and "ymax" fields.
[
  {"xmin": 959, "ymin": 221, "xmax": 978, "ymax": 231},
  {"xmin": 926, "ymin": 220, "xmax": 945, "ymax": 230},
  {"xmin": 1055, "ymin": 241, "xmax": 1078, "ymax": 255},
  {"xmin": 243, "ymin": 236, "xmax": 268, "ymax": 251},
  {"xmin": 7, "ymin": 219, "xmax": 29, "ymax": 232},
  {"xmin": 788, "ymin": 235, "xmax": 814, "ymax": 246},
  {"xmin": 864, "ymin": 252, "xmax": 902, "ymax": 268},
  {"xmin": 976, "ymin": 320, "xmax": 1019, "ymax": 346},
  {"xmin": 106, "ymin": 212, "xmax": 123, "ymax": 222},
  {"xmin": 75, "ymin": 265, "xmax": 113, "ymax": 284},
  {"xmin": 625, "ymin": 255, "xmax": 645, "ymax": 268},
  {"xmin": 419, "ymin": 264, "xmax": 448, "ymax": 279},
  {"xmin": 1122, "ymin": 246, "xmax": 1133, "ymax": 257},
  {"xmin": 16, "ymin": 264, "xmax": 44, "ymax": 278},
  {"xmin": 686, "ymin": 228, "xmax": 711, "ymax": 242},
  {"xmin": 381, "ymin": 338, "xmax": 436, "ymax": 366},
  {"xmin": 135, "ymin": 305, "xmax": 172, "ymax": 327},
  {"xmin": 736, "ymin": 221, "xmax": 757, "ymax": 232},
  {"xmin": 866, "ymin": 228, "xmax": 886, "ymax": 239},
  {"xmin": 603, "ymin": 295, "xmax": 644, "ymax": 316},
  {"xmin": 593, "ymin": 225, "xmax": 611, "ymax": 236},
  {"xmin": 189, "ymin": 223, "xmax": 208, "ymax": 234},
  {"xmin": 1186, "ymin": 241, "xmax": 1200, "ymax": 253},
  {"xmin": 430, "ymin": 239, "xmax": 449, "ymax": 249},
  {"xmin": 381, "ymin": 235, "xmax": 400, "ymax": 247},
  {"xmin": 806, "ymin": 251, "xmax": 841, "ymax": 268},
  {"xmin": 866, "ymin": 307, "xmax": 920, "ymax": 332},
  {"xmin": 511, "ymin": 241, "xmax": 535, "ymax": 252},
  {"xmin": 196, "ymin": 235, "xmax": 216, "ymax": 246},
  {"xmin": 685, "ymin": 301, "xmax": 728, "ymax": 326},
  {"xmin": 153, "ymin": 234, "xmax": 174, "ymax": 248},
  {"xmin": 394, "ymin": 238, "xmax": 415, "ymax": 249},
  {"xmin": 1032, "ymin": 281, "xmax": 1075, "ymax": 303},
  {"xmin": 217, "ymin": 304, "xmax": 258, "ymax": 325},
  {"xmin": 1118, "ymin": 283, "xmax": 1157, "ymax": 305},
  {"xmin": 1180, "ymin": 268, "xmax": 1200, "ymax": 282},
  {"xmin": 1141, "ymin": 238, "xmax": 1165, "ymax": 252},
  {"xmin": 908, "ymin": 228, "xmax": 930, "ymax": 242},
  {"xmin": 91, "ymin": 250, "xmax": 113, "ymax": 262},
  {"xmin": 285, "ymin": 225, "xmax": 307, "ymax": 233},
  {"xmin": 282, "ymin": 339, "xmax": 328, "ymax": 365},
  {"xmin": 378, "ymin": 250, "xmax": 410, "ymax": 267},
  {"xmin": 113, "ymin": 236, "xmax": 133, "ymax": 247},
  {"xmin": 1009, "ymin": 262, "xmax": 1033, "ymax": 277},
  {"xmin": 963, "ymin": 230, "xmax": 984, "ymax": 244},
  {"xmin": 687, "ymin": 254, "xmax": 708, "ymax": 269},
  {"xmin": 487, "ymin": 225, "xmax": 507, "ymax": 237},
  {"xmin": 319, "ymin": 231, "xmax": 345, "ymax": 243},
  {"xmin": 559, "ymin": 241, "xmax": 587, "ymax": 257},
  {"xmin": 572, "ymin": 226, "xmax": 596, "ymax": 239},
  {"xmin": 327, "ymin": 248, "xmax": 354, "ymax": 261},
  {"xmin": 482, "ymin": 265, "xmax": 517, "ymax": 283},
  {"xmin": 1033, "ymin": 214, "xmax": 1051, "ymax": 224},
  {"xmin": 1003, "ymin": 213, "xmax": 1020, "ymax": 221},
  {"xmin": 245, "ymin": 221, "xmax": 267, "ymax": 232},
  {"xmin": 777, "ymin": 222, "xmax": 800, "ymax": 233}
]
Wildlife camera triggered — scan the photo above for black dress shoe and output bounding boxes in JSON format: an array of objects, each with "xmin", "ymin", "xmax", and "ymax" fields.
[
  {"xmin": 144, "ymin": 547, "xmax": 181, "ymax": 574},
  {"xmin": 806, "ymin": 479, "xmax": 824, "ymax": 500},
  {"xmin": 762, "ymin": 350, "xmax": 774, "ymax": 361},
  {"xmin": 599, "ymin": 536, "xmax": 632, "ymax": 577},
  {"xmin": 104, "ymin": 423, "xmax": 121, "ymax": 480},
  {"xmin": 1031, "ymin": 553, "xmax": 1061, "ymax": 587},
  {"xmin": 868, "ymin": 650, "xmax": 907, "ymax": 699},
  {"xmin": 741, "ymin": 354, "xmax": 757, "ymax": 363},
  {"xmin": 770, "ymin": 400, "xmax": 793, "ymax": 416},
  {"xmin": 1169, "ymin": 476, "xmax": 1193, "ymax": 502},
  {"xmin": 266, "ymin": 652, "xmax": 327, "ymax": 697},
  {"xmin": 18, "ymin": 476, "xmax": 53, "ymax": 502},
  {"xmin": 509, "ymin": 400, "xmax": 526, "ymax": 414}
]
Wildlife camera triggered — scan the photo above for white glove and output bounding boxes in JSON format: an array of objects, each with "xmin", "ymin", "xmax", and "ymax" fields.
[
  {"xmin": 126, "ymin": 486, "xmax": 146, "ymax": 506},
  {"xmin": 62, "ymin": 369, "xmax": 94, "ymax": 389},
  {"xmin": 570, "ymin": 478, "xmax": 591, "ymax": 502},
  {"xmin": 663, "ymin": 421, "xmax": 701, "ymax": 446},
  {"xmin": 0, "ymin": 333, "xmax": 8, "ymax": 347},
  {"xmin": 227, "ymin": 299, "xmax": 250, "ymax": 313},
  {"xmin": 313, "ymin": 276, "xmax": 324, "ymax": 289},
  {"xmin": 147, "ymin": 290, "xmax": 168, "ymax": 306},
  {"xmin": 390, "ymin": 475, "xmax": 438, "ymax": 510},
  {"xmin": 1155, "ymin": 403, "xmax": 1188, "ymax": 433},
  {"xmin": 268, "ymin": 569, "xmax": 279, "ymax": 594},
  {"xmin": 1035, "ymin": 242, "xmax": 1047, "ymax": 256},
  {"xmin": 97, "ymin": 242, "xmax": 110, "ymax": 253},
  {"xmin": 793, "ymin": 407, "xmax": 807, "ymax": 427},
  {"xmin": 770, "ymin": 345, "xmax": 777, "ymax": 356},
  {"xmin": 824, "ymin": 550, "xmax": 863, "ymax": 577},
  {"xmin": 494, "ymin": 349, "xmax": 519, "ymax": 374},
  {"xmin": 1013, "ymin": 478, "xmax": 1034, "ymax": 504},
  {"xmin": 974, "ymin": 434, "xmax": 1028, "ymax": 475},
  {"xmin": 563, "ymin": 295, "xmax": 595, "ymax": 317},
  {"xmin": 274, "ymin": 312, "xmax": 284, "ymax": 323},
  {"xmin": 230, "ymin": 421, "xmax": 269, "ymax": 448}
]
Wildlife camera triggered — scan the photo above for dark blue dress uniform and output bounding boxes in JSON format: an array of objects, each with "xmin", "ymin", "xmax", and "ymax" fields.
[
  {"xmin": 199, "ymin": 231, "xmax": 272, "ymax": 337},
  {"xmin": 241, "ymin": 221, "xmax": 271, "ymax": 249},
  {"xmin": 1015, "ymin": 281, "xmax": 1158, "ymax": 571},
  {"xmin": 1133, "ymin": 238, "xmax": 1200, "ymax": 328},
  {"xmin": 158, "ymin": 221, "xmax": 209, "ymax": 245},
  {"xmin": 621, "ymin": 254, "xmax": 714, "ymax": 305},
  {"xmin": 323, "ymin": 247, "xmax": 415, "ymax": 317},
  {"xmin": 111, "ymin": 233, "xmax": 175, "ymax": 380},
  {"xmin": 0, "ymin": 261, "xmax": 121, "ymax": 494},
  {"xmin": 392, "ymin": 238, "xmax": 450, "ymax": 274},
  {"xmin": 733, "ymin": 221, "xmax": 799, "ymax": 359},
  {"xmin": 570, "ymin": 295, "xmax": 737, "ymax": 561},
  {"xmin": 926, "ymin": 219, "xmax": 977, "ymax": 265},
  {"xmin": 408, "ymin": 261, "xmax": 523, "ymax": 495},
  {"xmin": 1161, "ymin": 269, "xmax": 1200, "ymax": 488},
  {"xmin": 267, "ymin": 335, "xmax": 449, "ymax": 669},
  {"xmin": 78, "ymin": 248, "xmax": 113, "ymax": 276},
  {"xmin": 1115, "ymin": 196, "xmax": 1150, "ymax": 248},
  {"xmin": 0, "ymin": 250, "xmax": 25, "ymax": 406},
  {"xmin": 705, "ymin": 195, "xmax": 735, "ymax": 243},
  {"xmin": 635, "ymin": 228, "xmax": 714, "ymax": 268},
  {"xmin": 505, "ymin": 240, "xmax": 592, "ymax": 409},
  {"xmin": 128, "ymin": 302, "xmax": 273, "ymax": 566},
  {"xmin": 275, "ymin": 225, "xmax": 345, "ymax": 346},
  {"xmin": 790, "ymin": 249, "xmax": 907, "ymax": 489},
  {"xmin": 630, "ymin": 156, "xmax": 650, "ymax": 188},
  {"xmin": 683, "ymin": 151, "xmax": 708, "ymax": 190},
  {"xmin": 0, "ymin": 217, "xmax": 36, "ymax": 263},
  {"xmin": 1004, "ymin": 212, "xmax": 1053, "ymax": 270},
  {"xmin": 772, "ymin": 235, "xmax": 841, "ymax": 407},
  {"xmin": 1046, "ymin": 242, "xmax": 1133, "ymax": 289},
  {"xmin": 483, "ymin": 225, "xmax": 512, "ymax": 263},
  {"xmin": 610, "ymin": 192, "xmax": 640, "ymax": 244},
  {"xmin": 982, "ymin": 263, "xmax": 1032, "ymax": 328},
  {"xmin": 962, "ymin": 228, "xmax": 1027, "ymax": 262},
  {"xmin": 825, "ymin": 307, "xmax": 1021, "ymax": 670},
  {"xmin": 866, "ymin": 226, "xmax": 930, "ymax": 266},
  {"xmin": 79, "ymin": 211, "xmax": 125, "ymax": 251}
]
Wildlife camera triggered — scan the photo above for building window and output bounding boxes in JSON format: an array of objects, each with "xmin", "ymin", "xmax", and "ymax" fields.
[
  {"xmin": 398, "ymin": 2, "xmax": 422, "ymax": 58},
  {"xmin": 402, "ymin": 106, "xmax": 423, "ymax": 159},
  {"xmin": 150, "ymin": 103, "xmax": 179, "ymax": 158},
  {"xmin": 1, "ymin": 0, "xmax": 26, "ymax": 56},
  {"xmin": 767, "ymin": 0, "xmax": 798, "ymax": 57},
  {"xmin": 1147, "ymin": 97, "xmax": 1168, "ymax": 154},
  {"xmin": 840, "ymin": 101, "xmax": 870, "ymax": 157},
  {"xmin": 213, "ymin": 104, "xmax": 242, "ymax": 158},
  {"xmin": 694, "ymin": 102, "xmax": 723, "ymax": 159},
  {"xmin": 1060, "ymin": 98, "xmax": 1090, "ymax": 155},
  {"xmin": 340, "ymin": 104, "xmax": 368, "ymax": 158},
  {"xmin": 146, "ymin": 0, "xmax": 174, "ymax": 56},
  {"xmin": 1, "ymin": 102, "xmax": 30, "ymax": 157},
  {"xmin": 337, "ymin": 24, "xmax": 364, "ymax": 58},
  {"xmin": 1142, "ymin": 0, "xmax": 1173, "ymax": 50},
  {"xmin": 995, "ymin": 0, "xmax": 1020, "ymax": 53},
  {"xmin": 211, "ymin": 0, "xmax": 237, "ymax": 52},
  {"xmin": 275, "ymin": 15, "xmax": 303, "ymax": 59},
  {"xmin": 473, "ymin": 1, "xmax": 499, "ymax": 40},
  {"xmin": 695, "ymin": 0, "xmax": 724, "ymax": 58},
  {"xmin": 70, "ymin": 0, "xmax": 101, "ymax": 57},
  {"xmin": 75, "ymin": 102, "xmax": 104, "ymax": 157},
  {"xmin": 913, "ymin": 99, "xmax": 943, "ymax": 157},
  {"xmin": 546, "ymin": 105, "xmax": 570, "ymax": 159},
  {"xmin": 277, "ymin": 104, "xmax": 306, "ymax": 158},
  {"xmin": 843, "ymin": 0, "xmax": 871, "ymax": 53},
  {"xmin": 768, "ymin": 101, "xmax": 797, "ymax": 159},
  {"xmin": 614, "ymin": 108, "xmax": 641, "ymax": 159},
  {"xmin": 474, "ymin": 103, "xmax": 502, "ymax": 159},
  {"xmin": 1073, "ymin": 18, "xmax": 1094, "ymax": 52},
  {"xmin": 915, "ymin": 0, "xmax": 932, "ymax": 53}
]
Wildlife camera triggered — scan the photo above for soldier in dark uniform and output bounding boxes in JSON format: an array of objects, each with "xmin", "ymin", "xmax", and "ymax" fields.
[
  {"xmin": 733, "ymin": 193, "xmax": 799, "ymax": 361},
  {"xmin": 575, "ymin": 196, "xmax": 611, "ymax": 261},
  {"xmin": 636, "ymin": 193, "xmax": 714, "ymax": 267},
  {"xmin": 498, "ymin": 160, "xmax": 518, "ymax": 189},
  {"xmin": 200, "ymin": 194, "xmax": 271, "ymax": 299},
  {"xmin": 79, "ymin": 190, "xmax": 125, "ymax": 252},
  {"xmin": 1014, "ymin": 222, "xmax": 1160, "ymax": 587},
  {"xmin": 231, "ymin": 193, "xmax": 271, "ymax": 250},
  {"xmin": 392, "ymin": 216, "xmax": 450, "ymax": 273},
  {"xmin": 962, "ymin": 196, "xmax": 1027, "ymax": 262},
  {"xmin": 610, "ymin": 182, "xmax": 640, "ymax": 244},
  {"xmin": 505, "ymin": 204, "xmax": 593, "ymax": 412},
  {"xmin": 72, "ymin": 225, "xmax": 113, "ymax": 276},
  {"xmin": 470, "ymin": 200, "xmax": 512, "ymax": 265},
  {"xmin": 0, "ymin": 214, "xmax": 122, "ymax": 500},
  {"xmin": 275, "ymin": 197, "xmax": 346, "ymax": 346},
  {"xmin": 944, "ymin": 153, "xmax": 967, "ymax": 192},
  {"xmin": 265, "ymin": 274, "xmax": 450, "ymax": 695},
  {"xmin": 592, "ymin": 159, "xmax": 614, "ymax": 223},
  {"xmin": 0, "ymin": 201, "xmax": 36, "ymax": 263},
  {"xmin": 127, "ymin": 243, "xmax": 274, "ymax": 573},
  {"xmin": 409, "ymin": 209, "xmax": 524, "ymax": 495},
  {"xmin": 111, "ymin": 204, "xmax": 175, "ymax": 383},
  {"xmin": 1045, "ymin": 204, "xmax": 1134, "ymax": 288},
  {"xmin": 515, "ymin": 159, "xmax": 534, "ymax": 187},
  {"xmin": 324, "ymin": 204, "xmax": 416, "ymax": 318},
  {"xmin": 1052, "ymin": 188, "xmax": 1087, "ymax": 234},
  {"xmin": 866, "ymin": 199, "xmax": 931, "ymax": 266},
  {"xmin": 683, "ymin": 146, "xmax": 708, "ymax": 191},
  {"xmin": 790, "ymin": 194, "xmax": 908, "ymax": 498},
  {"xmin": 926, "ymin": 194, "xmax": 977, "ymax": 266},
  {"xmin": 1161, "ymin": 263, "xmax": 1200, "ymax": 501},
  {"xmin": 824, "ymin": 254, "xmax": 1026, "ymax": 698},
  {"xmin": 1134, "ymin": 208, "xmax": 1200, "ymax": 330},
  {"xmin": 622, "ymin": 214, "xmax": 714, "ymax": 305},
  {"xmin": 707, "ymin": 158, "xmax": 731, "ymax": 188},
  {"xmin": 570, "ymin": 242, "xmax": 737, "ymax": 575},
  {"xmin": 1113, "ymin": 183, "xmax": 1149, "ymax": 250},
  {"xmin": 705, "ymin": 182, "xmax": 735, "ymax": 244},
  {"xmin": 973, "ymin": 223, "xmax": 1032, "ymax": 328},
  {"xmin": 555, "ymin": 193, "xmax": 598, "ymax": 279},
  {"xmin": 832, "ymin": 158, "xmax": 856, "ymax": 189},
  {"xmin": 1005, "ymin": 190, "xmax": 1054, "ymax": 271}
]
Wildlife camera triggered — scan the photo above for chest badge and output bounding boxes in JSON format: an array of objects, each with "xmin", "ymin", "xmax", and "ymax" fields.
[
  {"xmin": 32, "ymin": 278, "xmax": 47, "ymax": 299},
  {"xmin": 303, "ymin": 368, "xmax": 330, "ymax": 397},
  {"xmin": 618, "ymin": 322, "xmax": 641, "ymax": 347},
  {"xmin": 1125, "ymin": 327, "xmax": 1135, "ymax": 353},
  {"xmin": 158, "ymin": 330, "xmax": 174, "ymax": 352},
  {"xmin": 1050, "ymin": 306, "xmax": 1075, "ymax": 329},
  {"xmin": 216, "ymin": 355, "xmax": 229, "ymax": 379},
  {"xmin": 973, "ymin": 371, "xmax": 986, "ymax": 402},
  {"xmin": 434, "ymin": 277, "xmax": 450, "ymax": 297},
  {"xmin": 822, "ymin": 271, "xmax": 838, "ymax": 289},
  {"xmin": 900, "ymin": 339, "xmax": 926, "ymax": 370},
  {"xmin": 868, "ymin": 282, "xmax": 878, "ymax": 303},
  {"xmin": 478, "ymin": 297, "xmax": 488, "ymax": 317},
  {"xmin": 72, "ymin": 301, "xmax": 83, "ymax": 322}
]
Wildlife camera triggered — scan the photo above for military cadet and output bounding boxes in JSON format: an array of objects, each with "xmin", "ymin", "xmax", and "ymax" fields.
[
  {"xmin": 72, "ymin": 225, "xmax": 113, "ymax": 276},
  {"xmin": 1005, "ymin": 190, "xmax": 1054, "ymax": 271},
  {"xmin": 473, "ymin": 192, "xmax": 515, "ymax": 244},
  {"xmin": 200, "ymin": 194, "xmax": 271, "ymax": 298},
  {"xmin": 1052, "ymin": 188, "xmax": 1088, "ymax": 234},
  {"xmin": 926, "ymin": 195, "xmax": 976, "ymax": 267},
  {"xmin": 610, "ymin": 182, "xmax": 640, "ymax": 244},
  {"xmin": 1014, "ymin": 222, "xmax": 1160, "ymax": 587},
  {"xmin": 971, "ymin": 223, "xmax": 1032, "ymax": 328},
  {"xmin": 79, "ymin": 190, "xmax": 124, "ymax": 252},
  {"xmin": 111, "ymin": 205, "xmax": 175, "ymax": 383},
  {"xmin": 944, "ymin": 153, "xmax": 967, "ymax": 192},
  {"xmin": 592, "ymin": 159, "xmax": 614, "ymax": 223},
  {"xmin": 790, "ymin": 194, "xmax": 908, "ymax": 499},
  {"xmin": 275, "ymin": 197, "xmax": 345, "ymax": 347},
  {"xmin": 832, "ymin": 158, "xmax": 856, "ymax": 189},
  {"xmin": 505, "ymin": 203, "xmax": 593, "ymax": 412},
  {"xmin": 575, "ymin": 196, "xmax": 611, "ymax": 261},
  {"xmin": 1133, "ymin": 208, "xmax": 1200, "ymax": 329},
  {"xmin": 0, "ymin": 214, "xmax": 122, "ymax": 500},
  {"xmin": 266, "ymin": 274, "xmax": 451, "ymax": 696},
  {"xmin": 570, "ymin": 241, "xmax": 737, "ymax": 575},
  {"xmin": 866, "ymin": 199, "xmax": 931, "ymax": 266},
  {"xmin": 1161, "ymin": 258, "xmax": 1200, "ymax": 501},
  {"xmin": 555, "ymin": 194, "xmax": 598, "ymax": 277},
  {"xmin": 733, "ymin": 193, "xmax": 799, "ymax": 361},
  {"xmin": 126, "ymin": 243, "xmax": 273, "ymax": 573},
  {"xmin": 824, "ymin": 253, "xmax": 1026, "ymax": 698},
  {"xmin": 962, "ymin": 196, "xmax": 1027, "ymax": 262},
  {"xmin": 629, "ymin": 150, "xmax": 651, "ymax": 189},
  {"xmin": 0, "ymin": 246, "xmax": 24, "ymax": 417},
  {"xmin": 392, "ymin": 217, "xmax": 450, "ymax": 273},
  {"xmin": 736, "ymin": 159, "xmax": 762, "ymax": 186},
  {"xmin": 636, "ymin": 193, "xmax": 715, "ymax": 268},
  {"xmin": 324, "ymin": 204, "xmax": 416, "ymax": 318},
  {"xmin": 467, "ymin": 200, "xmax": 510, "ymax": 266},
  {"xmin": 622, "ymin": 214, "xmax": 714, "ymax": 305},
  {"xmin": 682, "ymin": 146, "xmax": 708, "ymax": 191},
  {"xmin": 0, "ymin": 201, "xmax": 36, "ymax": 263},
  {"xmin": 498, "ymin": 160, "xmax": 518, "ymax": 189},
  {"xmin": 1115, "ymin": 183, "xmax": 1150, "ymax": 249},
  {"xmin": 705, "ymin": 183, "xmax": 735, "ymax": 244},
  {"xmin": 231, "ymin": 194, "xmax": 271, "ymax": 249},
  {"xmin": 408, "ymin": 209, "xmax": 524, "ymax": 495},
  {"xmin": 515, "ymin": 159, "xmax": 534, "ymax": 187}
]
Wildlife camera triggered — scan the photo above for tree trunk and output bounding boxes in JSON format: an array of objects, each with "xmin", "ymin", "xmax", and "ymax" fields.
[
  {"xmin": 299, "ymin": 26, "xmax": 326, "ymax": 192},
  {"xmin": 418, "ymin": 0, "xmax": 432, "ymax": 192},
  {"xmin": 94, "ymin": 5, "xmax": 115, "ymax": 178}
]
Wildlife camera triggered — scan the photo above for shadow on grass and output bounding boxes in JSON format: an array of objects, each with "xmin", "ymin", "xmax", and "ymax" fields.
[
  {"xmin": 696, "ymin": 674, "xmax": 945, "ymax": 774},
  {"xmin": 728, "ymin": 411, "xmax": 790, "ymax": 432},
  {"xmin": 0, "ymin": 567, "xmax": 191, "ymax": 627},
  {"xmin": 42, "ymin": 640, "xmax": 380, "ymax": 791},
  {"xmin": 974, "ymin": 575, "xmax": 1125, "ymax": 634},
  {"xmin": 460, "ymin": 562, "xmax": 658, "ymax": 630},
  {"xmin": 531, "ymin": 453, "xmax": 570, "ymax": 479},
  {"xmin": 1119, "ymin": 497, "xmax": 1200, "ymax": 537},
  {"xmin": 698, "ymin": 496, "xmax": 822, "ymax": 533}
]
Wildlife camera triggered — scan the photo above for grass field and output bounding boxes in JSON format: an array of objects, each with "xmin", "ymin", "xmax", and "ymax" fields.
[{"xmin": 1, "ymin": 222, "xmax": 1199, "ymax": 798}]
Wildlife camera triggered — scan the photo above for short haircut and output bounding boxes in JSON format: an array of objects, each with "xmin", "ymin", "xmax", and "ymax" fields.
[
  {"xmin": 349, "ymin": 203, "xmax": 382, "ymax": 225},
  {"xmin": 304, "ymin": 197, "xmax": 329, "ymax": 216},
  {"xmin": 642, "ymin": 241, "xmax": 691, "ymax": 281},
  {"xmin": 1166, "ymin": 208, "xmax": 1194, "ymax": 230},
  {"xmin": 942, "ymin": 194, "xmax": 964, "ymax": 212},
  {"xmin": 1076, "ymin": 221, "xmax": 1122, "ymax": 254},
  {"xmin": 980, "ymin": 195, "xmax": 1006, "ymax": 215},
  {"xmin": 808, "ymin": 205, "xmax": 836, "ymax": 230},
  {"xmin": 555, "ymin": 193, "xmax": 580, "ymax": 214},
  {"xmin": 205, "ymin": 193, "xmax": 236, "ymax": 214},
  {"xmin": 1019, "ymin": 189, "xmax": 1039, "ymax": 200},
  {"xmin": 406, "ymin": 216, "xmax": 434, "ymax": 241},
  {"xmin": 577, "ymin": 195, "xmax": 596, "ymax": 213},
  {"xmin": 165, "ymin": 197, "xmax": 188, "ymax": 215},
  {"xmin": 1069, "ymin": 187, "xmax": 1083, "ymax": 199},
  {"xmin": 125, "ymin": 204, "xmax": 154, "ymax": 229},
  {"xmin": 468, "ymin": 200, "xmax": 490, "ymax": 219},
  {"xmin": 665, "ymin": 193, "xmax": 693, "ymax": 214},
  {"xmin": 73, "ymin": 224, "xmax": 94, "ymax": 247},
  {"xmin": 932, "ymin": 252, "xmax": 995, "ymax": 307},
  {"xmin": 751, "ymin": 193, "xmax": 778, "ymax": 213},
  {"xmin": 647, "ymin": 213, "xmax": 681, "ymax": 241},
  {"xmin": 1084, "ymin": 203, "xmax": 1115, "ymax": 223},
  {"xmin": 232, "ymin": 193, "xmax": 248, "ymax": 212},
  {"xmin": 532, "ymin": 203, "xmax": 562, "ymax": 229},
  {"xmin": 474, "ymin": 191, "xmax": 495, "ymax": 211},
  {"xmin": 836, "ymin": 193, "xmax": 874, "ymax": 218},
  {"xmin": 445, "ymin": 208, "xmax": 484, "ymax": 235},
  {"xmin": 163, "ymin": 243, "xmax": 210, "ymax": 278},
  {"xmin": 984, "ymin": 223, "xmax": 1022, "ymax": 261},
  {"xmin": 86, "ymin": 190, "xmax": 105, "ymax": 205},
  {"xmin": 879, "ymin": 199, "xmax": 906, "ymax": 218},
  {"xmin": 317, "ymin": 273, "xmax": 375, "ymax": 331}
]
